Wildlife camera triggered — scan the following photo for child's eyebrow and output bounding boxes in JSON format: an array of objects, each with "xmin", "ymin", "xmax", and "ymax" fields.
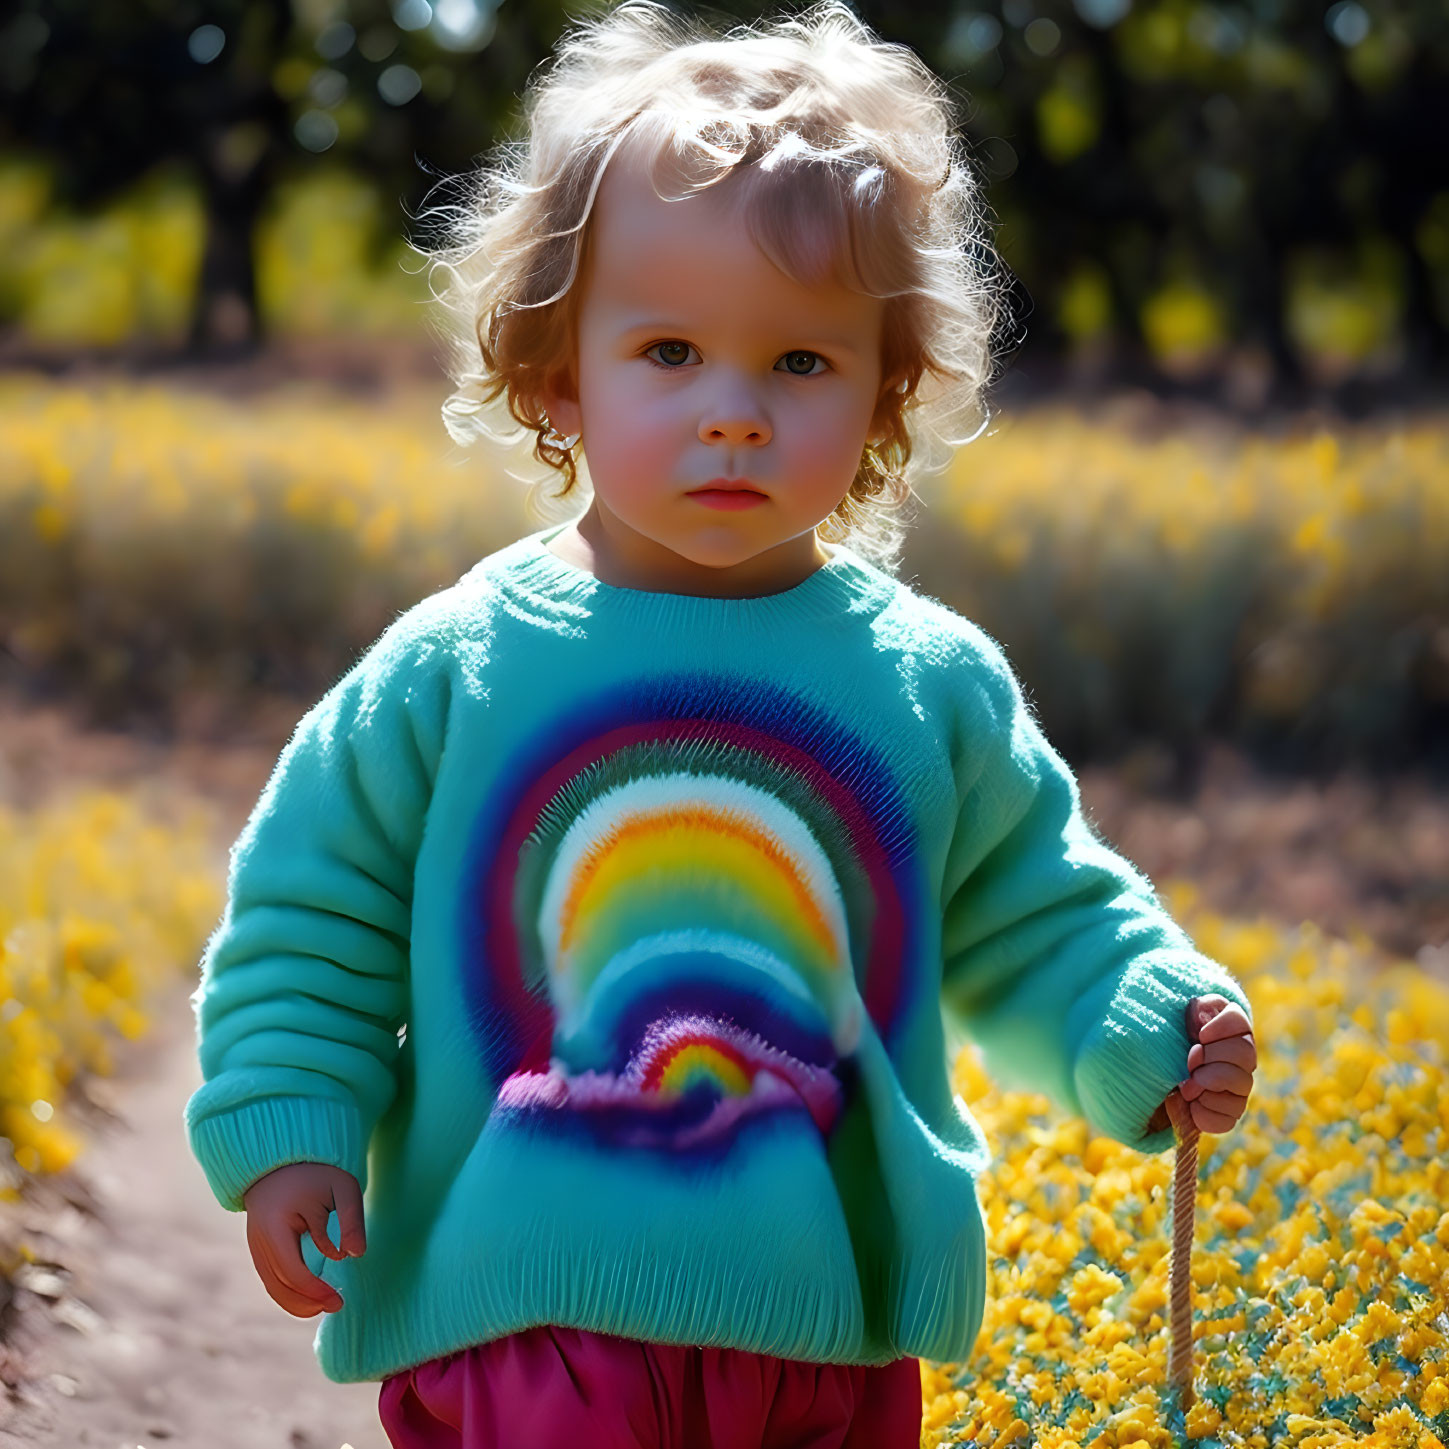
[{"xmin": 614, "ymin": 317, "xmax": 862, "ymax": 356}]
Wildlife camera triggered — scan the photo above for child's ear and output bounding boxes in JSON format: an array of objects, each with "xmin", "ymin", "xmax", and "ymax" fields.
[
  {"xmin": 866, "ymin": 377, "xmax": 904, "ymax": 447},
  {"xmin": 869, "ymin": 372, "xmax": 907, "ymax": 436},
  {"xmin": 539, "ymin": 367, "xmax": 582, "ymax": 438}
]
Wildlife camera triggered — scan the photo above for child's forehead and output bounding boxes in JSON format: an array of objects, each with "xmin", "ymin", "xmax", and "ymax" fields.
[
  {"xmin": 583, "ymin": 146, "xmax": 869, "ymax": 320},
  {"xmin": 590, "ymin": 146, "xmax": 748, "ymax": 251}
]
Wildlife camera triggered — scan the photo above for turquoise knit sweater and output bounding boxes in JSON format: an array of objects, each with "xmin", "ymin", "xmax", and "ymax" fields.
[{"xmin": 184, "ymin": 521, "xmax": 1251, "ymax": 1384}]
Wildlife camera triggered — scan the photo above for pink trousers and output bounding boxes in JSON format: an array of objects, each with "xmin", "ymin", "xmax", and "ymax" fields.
[{"xmin": 378, "ymin": 1324, "xmax": 923, "ymax": 1449}]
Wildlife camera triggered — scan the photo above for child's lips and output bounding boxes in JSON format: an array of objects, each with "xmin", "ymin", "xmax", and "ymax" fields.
[{"xmin": 688, "ymin": 487, "xmax": 767, "ymax": 509}]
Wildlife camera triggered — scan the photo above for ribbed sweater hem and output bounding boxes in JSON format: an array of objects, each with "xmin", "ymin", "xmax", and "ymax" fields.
[{"xmin": 299, "ymin": 1109, "xmax": 988, "ymax": 1382}]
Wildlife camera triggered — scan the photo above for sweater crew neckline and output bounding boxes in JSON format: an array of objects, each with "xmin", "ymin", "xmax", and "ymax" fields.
[{"xmin": 496, "ymin": 522, "xmax": 883, "ymax": 627}]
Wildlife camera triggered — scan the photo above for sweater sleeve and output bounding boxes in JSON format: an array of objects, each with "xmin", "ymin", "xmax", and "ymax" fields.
[
  {"xmin": 183, "ymin": 621, "xmax": 449, "ymax": 1211},
  {"xmin": 938, "ymin": 630, "xmax": 1252, "ymax": 1155}
]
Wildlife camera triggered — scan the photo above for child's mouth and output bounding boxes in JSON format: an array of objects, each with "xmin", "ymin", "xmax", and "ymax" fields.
[{"xmin": 688, "ymin": 489, "xmax": 767, "ymax": 510}]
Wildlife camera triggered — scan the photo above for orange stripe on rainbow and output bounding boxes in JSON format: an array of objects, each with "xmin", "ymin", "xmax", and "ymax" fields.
[{"xmin": 557, "ymin": 804, "xmax": 839, "ymax": 964}]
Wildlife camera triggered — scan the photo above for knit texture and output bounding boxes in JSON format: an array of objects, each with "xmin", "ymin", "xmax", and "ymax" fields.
[{"xmin": 184, "ymin": 521, "xmax": 1251, "ymax": 1384}]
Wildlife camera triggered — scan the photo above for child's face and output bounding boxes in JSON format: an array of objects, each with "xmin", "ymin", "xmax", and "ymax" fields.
[{"xmin": 541, "ymin": 147, "xmax": 891, "ymax": 593}]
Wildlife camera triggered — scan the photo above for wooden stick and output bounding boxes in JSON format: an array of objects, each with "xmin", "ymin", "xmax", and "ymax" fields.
[{"xmin": 1164, "ymin": 1086, "xmax": 1200, "ymax": 1412}]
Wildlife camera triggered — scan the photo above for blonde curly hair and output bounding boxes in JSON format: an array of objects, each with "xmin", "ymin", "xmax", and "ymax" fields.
[{"xmin": 413, "ymin": 0, "xmax": 1016, "ymax": 576}]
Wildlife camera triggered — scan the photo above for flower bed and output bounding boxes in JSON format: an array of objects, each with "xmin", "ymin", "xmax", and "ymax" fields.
[
  {"xmin": 926, "ymin": 885, "xmax": 1449, "ymax": 1448},
  {"xmin": 0, "ymin": 789, "xmax": 222, "ymax": 1187}
]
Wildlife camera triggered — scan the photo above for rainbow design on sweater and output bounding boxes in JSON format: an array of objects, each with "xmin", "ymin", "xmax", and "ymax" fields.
[
  {"xmin": 460, "ymin": 672, "xmax": 923, "ymax": 1157},
  {"xmin": 495, "ymin": 1009, "xmax": 844, "ymax": 1148}
]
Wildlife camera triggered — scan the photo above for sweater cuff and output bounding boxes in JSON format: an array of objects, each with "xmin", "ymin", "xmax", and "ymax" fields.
[
  {"xmin": 1069, "ymin": 950, "xmax": 1253, "ymax": 1155},
  {"xmin": 185, "ymin": 1094, "xmax": 367, "ymax": 1213}
]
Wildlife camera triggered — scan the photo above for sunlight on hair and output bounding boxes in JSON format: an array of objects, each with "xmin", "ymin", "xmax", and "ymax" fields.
[{"xmin": 407, "ymin": 0, "xmax": 1019, "ymax": 576}]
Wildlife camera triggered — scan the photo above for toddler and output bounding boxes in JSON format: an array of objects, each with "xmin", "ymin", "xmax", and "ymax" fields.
[{"xmin": 184, "ymin": 3, "xmax": 1258, "ymax": 1446}]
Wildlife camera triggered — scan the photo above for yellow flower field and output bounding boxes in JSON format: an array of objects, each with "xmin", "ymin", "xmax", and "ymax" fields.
[
  {"xmin": 921, "ymin": 406, "xmax": 1449, "ymax": 765},
  {"xmin": 0, "ymin": 789, "xmax": 222, "ymax": 1186},
  {"xmin": 934, "ymin": 886, "xmax": 1449, "ymax": 1448},
  {"xmin": 0, "ymin": 783, "xmax": 1445, "ymax": 1445},
  {"xmin": 0, "ymin": 373, "xmax": 1444, "ymax": 761}
]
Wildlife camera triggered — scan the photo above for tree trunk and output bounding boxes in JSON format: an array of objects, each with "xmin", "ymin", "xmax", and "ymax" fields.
[
  {"xmin": 185, "ymin": 0, "xmax": 291, "ymax": 358},
  {"xmin": 187, "ymin": 158, "xmax": 270, "ymax": 358}
]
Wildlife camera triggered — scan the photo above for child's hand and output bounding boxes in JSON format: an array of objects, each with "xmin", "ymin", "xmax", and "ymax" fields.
[
  {"xmin": 1144, "ymin": 993, "xmax": 1257, "ymax": 1137},
  {"xmin": 241, "ymin": 1161, "xmax": 366, "ymax": 1318}
]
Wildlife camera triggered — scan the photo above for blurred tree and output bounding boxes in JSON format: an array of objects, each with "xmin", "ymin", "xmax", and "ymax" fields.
[
  {"xmin": 0, "ymin": 0, "xmax": 574, "ymax": 354},
  {"xmin": 896, "ymin": 0, "xmax": 1449, "ymax": 400},
  {"xmin": 0, "ymin": 0, "xmax": 1446, "ymax": 394}
]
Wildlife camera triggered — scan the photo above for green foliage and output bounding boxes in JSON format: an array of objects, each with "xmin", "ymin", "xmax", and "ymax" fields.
[{"xmin": 2, "ymin": 377, "xmax": 1446, "ymax": 775}]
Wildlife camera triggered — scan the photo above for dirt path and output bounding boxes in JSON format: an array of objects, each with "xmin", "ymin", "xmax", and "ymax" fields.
[{"xmin": 0, "ymin": 978, "xmax": 388, "ymax": 1448}]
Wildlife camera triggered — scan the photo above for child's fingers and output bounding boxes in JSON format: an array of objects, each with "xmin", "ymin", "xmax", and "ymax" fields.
[
  {"xmin": 1189, "ymin": 1105, "xmax": 1240, "ymax": 1134},
  {"xmin": 331, "ymin": 1170, "xmax": 368, "ymax": 1258},
  {"xmin": 274, "ymin": 1225, "xmax": 344, "ymax": 1313},
  {"xmin": 1186, "ymin": 1035, "xmax": 1257, "ymax": 1075},
  {"xmin": 1184, "ymin": 1085, "xmax": 1246, "ymax": 1115},
  {"xmin": 304, "ymin": 1204, "xmax": 345, "ymax": 1260},
  {"xmin": 1186, "ymin": 994, "xmax": 1229, "ymax": 1037},
  {"xmin": 1180, "ymin": 1074, "xmax": 1251, "ymax": 1109},
  {"xmin": 1150, "ymin": 1079, "xmax": 1246, "ymax": 1138},
  {"xmin": 1197, "ymin": 1003, "xmax": 1252, "ymax": 1044},
  {"xmin": 1180, "ymin": 1060, "xmax": 1253, "ymax": 1097},
  {"xmin": 1188, "ymin": 1097, "xmax": 1242, "ymax": 1134},
  {"xmin": 249, "ymin": 1218, "xmax": 343, "ymax": 1317}
]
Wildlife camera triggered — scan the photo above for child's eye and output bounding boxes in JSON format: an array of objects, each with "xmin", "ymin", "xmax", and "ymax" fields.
[
  {"xmin": 777, "ymin": 350, "xmax": 828, "ymax": 376},
  {"xmin": 644, "ymin": 340, "xmax": 700, "ymax": 369},
  {"xmin": 641, "ymin": 342, "xmax": 829, "ymax": 376}
]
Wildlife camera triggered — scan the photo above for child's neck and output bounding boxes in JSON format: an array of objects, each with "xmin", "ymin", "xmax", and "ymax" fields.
[{"xmin": 546, "ymin": 509, "xmax": 833, "ymax": 599}]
